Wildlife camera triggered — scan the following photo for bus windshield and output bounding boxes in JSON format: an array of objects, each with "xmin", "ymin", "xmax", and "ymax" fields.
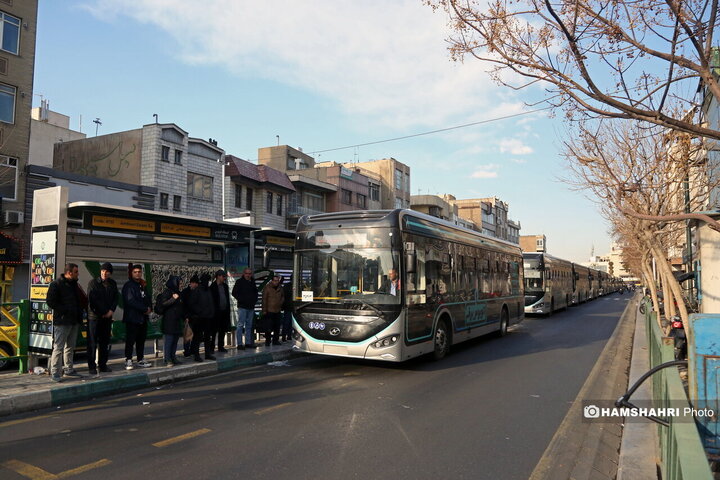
[
  {"xmin": 297, "ymin": 248, "xmax": 401, "ymax": 305},
  {"xmin": 524, "ymin": 277, "xmax": 544, "ymax": 291}
]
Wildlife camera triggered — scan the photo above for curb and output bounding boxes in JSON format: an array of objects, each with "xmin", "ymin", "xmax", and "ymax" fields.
[
  {"xmin": 529, "ymin": 294, "xmax": 637, "ymax": 480},
  {"xmin": 0, "ymin": 349, "xmax": 302, "ymax": 417}
]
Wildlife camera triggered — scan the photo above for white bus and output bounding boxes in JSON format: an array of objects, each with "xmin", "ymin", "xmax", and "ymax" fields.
[
  {"xmin": 523, "ymin": 253, "xmax": 574, "ymax": 314},
  {"xmin": 292, "ymin": 209, "xmax": 524, "ymax": 362}
]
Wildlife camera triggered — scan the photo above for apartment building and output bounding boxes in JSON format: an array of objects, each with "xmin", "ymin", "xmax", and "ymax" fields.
[
  {"xmin": 344, "ymin": 158, "xmax": 411, "ymax": 210},
  {"xmin": 450, "ymin": 196, "xmax": 520, "ymax": 243},
  {"xmin": 53, "ymin": 122, "xmax": 225, "ymax": 220},
  {"xmin": 224, "ymin": 154, "xmax": 295, "ymax": 230},
  {"xmin": 0, "ymin": 1, "xmax": 38, "ymax": 301},
  {"xmin": 520, "ymin": 234, "xmax": 547, "ymax": 253}
]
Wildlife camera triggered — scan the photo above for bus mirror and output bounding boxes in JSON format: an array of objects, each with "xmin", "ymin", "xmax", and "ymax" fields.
[{"xmin": 406, "ymin": 251, "xmax": 417, "ymax": 274}]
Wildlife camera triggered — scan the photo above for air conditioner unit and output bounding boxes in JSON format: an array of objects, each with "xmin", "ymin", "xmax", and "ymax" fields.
[{"xmin": 3, "ymin": 210, "xmax": 23, "ymax": 224}]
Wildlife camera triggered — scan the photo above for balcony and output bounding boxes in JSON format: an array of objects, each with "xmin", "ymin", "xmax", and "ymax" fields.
[{"xmin": 287, "ymin": 204, "xmax": 326, "ymax": 216}]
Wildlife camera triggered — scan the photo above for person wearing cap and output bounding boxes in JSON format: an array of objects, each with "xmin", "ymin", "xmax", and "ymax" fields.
[
  {"xmin": 122, "ymin": 264, "xmax": 153, "ymax": 370},
  {"xmin": 86, "ymin": 262, "xmax": 118, "ymax": 375},
  {"xmin": 209, "ymin": 269, "xmax": 231, "ymax": 353}
]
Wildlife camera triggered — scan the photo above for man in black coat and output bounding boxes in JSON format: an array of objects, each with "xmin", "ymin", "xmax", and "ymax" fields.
[
  {"xmin": 231, "ymin": 268, "xmax": 258, "ymax": 350},
  {"xmin": 46, "ymin": 263, "xmax": 86, "ymax": 382},
  {"xmin": 187, "ymin": 274, "xmax": 216, "ymax": 361},
  {"xmin": 86, "ymin": 262, "xmax": 118, "ymax": 375},
  {"xmin": 157, "ymin": 275, "xmax": 185, "ymax": 367},
  {"xmin": 122, "ymin": 264, "xmax": 153, "ymax": 370},
  {"xmin": 209, "ymin": 269, "xmax": 231, "ymax": 352}
]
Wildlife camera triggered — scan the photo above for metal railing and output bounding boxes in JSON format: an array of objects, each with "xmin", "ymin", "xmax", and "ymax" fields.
[
  {"xmin": 0, "ymin": 300, "xmax": 29, "ymax": 374},
  {"xmin": 642, "ymin": 298, "xmax": 712, "ymax": 479}
]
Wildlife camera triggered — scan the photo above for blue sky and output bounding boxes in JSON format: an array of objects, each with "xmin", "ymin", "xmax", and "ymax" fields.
[{"xmin": 33, "ymin": 0, "xmax": 612, "ymax": 263}]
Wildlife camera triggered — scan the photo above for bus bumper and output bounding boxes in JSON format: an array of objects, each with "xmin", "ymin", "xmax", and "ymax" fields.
[
  {"xmin": 525, "ymin": 302, "xmax": 548, "ymax": 314},
  {"xmin": 292, "ymin": 321, "xmax": 403, "ymax": 362}
]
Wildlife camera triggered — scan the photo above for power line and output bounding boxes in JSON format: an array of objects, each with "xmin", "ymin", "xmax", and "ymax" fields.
[{"xmin": 308, "ymin": 107, "xmax": 552, "ymax": 155}]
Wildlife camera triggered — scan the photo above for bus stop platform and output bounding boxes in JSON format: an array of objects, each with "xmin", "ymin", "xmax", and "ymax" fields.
[{"xmin": 0, "ymin": 342, "xmax": 300, "ymax": 417}]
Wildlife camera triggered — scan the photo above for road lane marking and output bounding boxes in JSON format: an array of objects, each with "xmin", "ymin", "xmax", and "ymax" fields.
[
  {"xmin": 0, "ymin": 402, "xmax": 120, "ymax": 429},
  {"xmin": 152, "ymin": 428, "xmax": 211, "ymax": 448},
  {"xmin": 2, "ymin": 458, "xmax": 111, "ymax": 479},
  {"xmin": 254, "ymin": 402, "xmax": 293, "ymax": 415},
  {"xmin": 2, "ymin": 460, "xmax": 57, "ymax": 480},
  {"xmin": 57, "ymin": 459, "xmax": 112, "ymax": 478}
]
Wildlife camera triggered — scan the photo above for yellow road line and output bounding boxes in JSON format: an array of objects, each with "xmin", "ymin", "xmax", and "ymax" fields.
[
  {"xmin": 2, "ymin": 458, "xmax": 111, "ymax": 479},
  {"xmin": 0, "ymin": 415, "xmax": 52, "ymax": 429},
  {"xmin": 254, "ymin": 402, "xmax": 293, "ymax": 415},
  {"xmin": 57, "ymin": 459, "xmax": 111, "ymax": 479},
  {"xmin": 0, "ymin": 401, "xmax": 120, "ymax": 429},
  {"xmin": 152, "ymin": 428, "xmax": 211, "ymax": 448},
  {"xmin": 2, "ymin": 459, "xmax": 57, "ymax": 479}
]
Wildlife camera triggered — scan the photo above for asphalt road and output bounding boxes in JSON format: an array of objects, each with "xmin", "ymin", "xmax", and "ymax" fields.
[{"xmin": 0, "ymin": 294, "xmax": 630, "ymax": 480}]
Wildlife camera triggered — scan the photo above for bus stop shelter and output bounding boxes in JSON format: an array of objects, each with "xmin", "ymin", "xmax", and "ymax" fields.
[{"xmin": 29, "ymin": 186, "xmax": 257, "ymax": 357}]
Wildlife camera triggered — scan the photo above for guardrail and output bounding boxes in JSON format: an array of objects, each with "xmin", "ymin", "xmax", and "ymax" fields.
[
  {"xmin": 0, "ymin": 299, "xmax": 29, "ymax": 374},
  {"xmin": 642, "ymin": 298, "xmax": 712, "ymax": 479}
]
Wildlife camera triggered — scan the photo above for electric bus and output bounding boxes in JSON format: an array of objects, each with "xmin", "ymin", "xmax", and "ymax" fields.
[
  {"xmin": 523, "ymin": 253, "xmax": 574, "ymax": 314},
  {"xmin": 291, "ymin": 209, "xmax": 524, "ymax": 362},
  {"xmin": 571, "ymin": 263, "xmax": 591, "ymax": 305}
]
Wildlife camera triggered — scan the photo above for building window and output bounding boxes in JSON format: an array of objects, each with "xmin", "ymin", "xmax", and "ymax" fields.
[
  {"xmin": 234, "ymin": 184, "xmax": 242, "ymax": 208},
  {"xmin": 395, "ymin": 169, "xmax": 402, "ymax": 190},
  {"xmin": 246, "ymin": 188, "xmax": 253, "ymax": 210},
  {"xmin": 341, "ymin": 189, "xmax": 352, "ymax": 205},
  {"xmin": 303, "ymin": 192, "xmax": 323, "ymax": 212},
  {"xmin": 161, "ymin": 145, "xmax": 170, "ymax": 162},
  {"xmin": 267, "ymin": 192, "xmax": 273, "ymax": 213},
  {"xmin": 0, "ymin": 155, "xmax": 17, "ymax": 201},
  {"xmin": 356, "ymin": 193, "xmax": 366, "ymax": 208},
  {"xmin": 369, "ymin": 183, "xmax": 379, "ymax": 201},
  {"xmin": 187, "ymin": 172, "xmax": 213, "ymax": 201},
  {"xmin": 173, "ymin": 195, "xmax": 181, "ymax": 211},
  {"xmin": 394, "ymin": 197, "xmax": 403, "ymax": 209},
  {"xmin": 405, "ymin": 172, "xmax": 410, "ymax": 193},
  {"xmin": 0, "ymin": 12, "xmax": 20, "ymax": 56},
  {"xmin": 160, "ymin": 193, "xmax": 169, "ymax": 209},
  {"xmin": 0, "ymin": 83, "xmax": 15, "ymax": 124},
  {"xmin": 277, "ymin": 195, "xmax": 282, "ymax": 215},
  {"xmin": 174, "ymin": 150, "xmax": 182, "ymax": 165},
  {"xmin": 287, "ymin": 157, "xmax": 296, "ymax": 170}
]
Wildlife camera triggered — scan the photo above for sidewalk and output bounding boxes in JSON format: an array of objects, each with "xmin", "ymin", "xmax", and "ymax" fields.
[{"xmin": 0, "ymin": 340, "xmax": 299, "ymax": 417}]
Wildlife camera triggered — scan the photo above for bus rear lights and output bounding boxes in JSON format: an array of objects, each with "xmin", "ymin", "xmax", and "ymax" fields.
[{"xmin": 372, "ymin": 335, "xmax": 399, "ymax": 349}]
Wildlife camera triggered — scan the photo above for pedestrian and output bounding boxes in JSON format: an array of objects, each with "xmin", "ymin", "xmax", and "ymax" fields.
[
  {"xmin": 46, "ymin": 263, "xmax": 86, "ymax": 382},
  {"xmin": 122, "ymin": 264, "xmax": 153, "ymax": 370},
  {"xmin": 231, "ymin": 268, "xmax": 258, "ymax": 350},
  {"xmin": 281, "ymin": 276, "xmax": 293, "ymax": 342},
  {"xmin": 209, "ymin": 269, "xmax": 231, "ymax": 352},
  {"xmin": 261, "ymin": 275, "xmax": 284, "ymax": 346},
  {"xmin": 156, "ymin": 275, "xmax": 185, "ymax": 367},
  {"xmin": 187, "ymin": 273, "xmax": 216, "ymax": 361},
  {"xmin": 180, "ymin": 278, "xmax": 195, "ymax": 357},
  {"xmin": 86, "ymin": 262, "xmax": 118, "ymax": 375}
]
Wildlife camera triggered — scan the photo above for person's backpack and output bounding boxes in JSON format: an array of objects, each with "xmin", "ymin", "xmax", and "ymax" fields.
[{"xmin": 154, "ymin": 292, "xmax": 166, "ymax": 315}]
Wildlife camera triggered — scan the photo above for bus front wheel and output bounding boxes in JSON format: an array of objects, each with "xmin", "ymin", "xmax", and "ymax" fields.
[
  {"xmin": 497, "ymin": 308, "xmax": 509, "ymax": 337},
  {"xmin": 433, "ymin": 320, "xmax": 450, "ymax": 361}
]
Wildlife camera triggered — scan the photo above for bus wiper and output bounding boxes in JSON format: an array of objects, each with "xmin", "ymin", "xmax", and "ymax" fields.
[
  {"xmin": 343, "ymin": 299, "xmax": 383, "ymax": 317},
  {"xmin": 295, "ymin": 302, "xmax": 313, "ymax": 311}
]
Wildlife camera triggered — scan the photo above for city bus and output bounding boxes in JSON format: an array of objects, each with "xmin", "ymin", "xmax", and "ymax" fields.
[
  {"xmin": 571, "ymin": 263, "xmax": 591, "ymax": 305},
  {"xmin": 291, "ymin": 209, "xmax": 524, "ymax": 362},
  {"xmin": 523, "ymin": 253, "xmax": 574, "ymax": 314}
]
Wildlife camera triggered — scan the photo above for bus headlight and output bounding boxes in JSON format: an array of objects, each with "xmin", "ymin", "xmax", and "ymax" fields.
[
  {"xmin": 372, "ymin": 335, "xmax": 399, "ymax": 349},
  {"xmin": 292, "ymin": 331, "xmax": 304, "ymax": 343}
]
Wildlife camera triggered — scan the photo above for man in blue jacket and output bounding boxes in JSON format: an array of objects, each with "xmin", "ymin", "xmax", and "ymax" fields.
[{"xmin": 122, "ymin": 264, "xmax": 152, "ymax": 370}]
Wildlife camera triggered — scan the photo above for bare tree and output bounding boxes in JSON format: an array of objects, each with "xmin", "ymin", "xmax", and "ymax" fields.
[
  {"xmin": 429, "ymin": 0, "xmax": 720, "ymax": 139},
  {"xmin": 562, "ymin": 117, "xmax": 717, "ymax": 335}
]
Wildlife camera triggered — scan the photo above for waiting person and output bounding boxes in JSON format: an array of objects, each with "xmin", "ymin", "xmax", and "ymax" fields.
[
  {"xmin": 187, "ymin": 273, "xmax": 216, "ymax": 361},
  {"xmin": 209, "ymin": 269, "xmax": 231, "ymax": 353},
  {"xmin": 232, "ymin": 268, "xmax": 258, "ymax": 350},
  {"xmin": 281, "ymin": 276, "xmax": 293, "ymax": 342},
  {"xmin": 122, "ymin": 264, "xmax": 153, "ymax": 370},
  {"xmin": 156, "ymin": 275, "xmax": 185, "ymax": 367},
  {"xmin": 46, "ymin": 263, "xmax": 86, "ymax": 382},
  {"xmin": 261, "ymin": 275, "xmax": 284, "ymax": 346},
  {"xmin": 86, "ymin": 262, "xmax": 118, "ymax": 375}
]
